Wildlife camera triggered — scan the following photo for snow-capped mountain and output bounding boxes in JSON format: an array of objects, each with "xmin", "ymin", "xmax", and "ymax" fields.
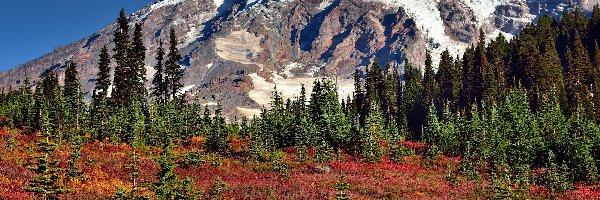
[{"xmin": 0, "ymin": 0, "xmax": 596, "ymax": 118}]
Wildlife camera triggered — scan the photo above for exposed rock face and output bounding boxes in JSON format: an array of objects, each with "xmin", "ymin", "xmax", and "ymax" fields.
[
  {"xmin": 0, "ymin": 0, "xmax": 596, "ymax": 118},
  {"xmin": 0, "ymin": 0, "xmax": 424, "ymax": 118}
]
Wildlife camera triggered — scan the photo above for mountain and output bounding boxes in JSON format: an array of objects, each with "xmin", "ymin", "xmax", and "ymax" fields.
[{"xmin": 0, "ymin": 0, "xmax": 597, "ymax": 118}]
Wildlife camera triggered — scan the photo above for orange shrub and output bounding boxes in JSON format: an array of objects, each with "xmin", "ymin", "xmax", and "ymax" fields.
[{"xmin": 190, "ymin": 136, "xmax": 206, "ymax": 149}]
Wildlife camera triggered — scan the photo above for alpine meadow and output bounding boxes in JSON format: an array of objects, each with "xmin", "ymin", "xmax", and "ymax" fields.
[{"xmin": 2, "ymin": 0, "xmax": 600, "ymax": 199}]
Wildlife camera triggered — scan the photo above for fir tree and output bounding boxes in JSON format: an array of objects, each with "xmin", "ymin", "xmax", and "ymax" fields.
[
  {"xmin": 402, "ymin": 60, "xmax": 425, "ymax": 139},
  {"xmin": 460, "ymin": 46, "xmax": 476, "ymax": 110},
  {"xmin": 165, "ymin": 27, "xmax": 183, "ymax": 100},
  {"xmin": 94, "ymin": 46, "xmax": 112, "ymax": 99},
  {"xmin": 130, "ymin": 23, "xmax": 147, "ymax": 97},
  {"xmin": 19, "ymin": 78, "xmax": 34, "ymax": 129},
  {"xmin": 63, "ymin": 61, "xmax": 85, "ymax": 131},
  {"xmin": 152, "ymin": 145, "xmax": 200, "ymax": 199},
  {"xmin": 152, "ymin": 40, "xmax": 168, "ymax": 103},
  {"xmin": 112, "ymin": 8, "xmax": 133, "ymax": 106},
  {"xmin": 361, "ymin": 94, "xmax": 385, "ymax": 163},
  {"xmin": 537, "ymin": 16, "xmax": 567, "ymax": 111},
  {"xmin": 422, "ymin": 50, "xmax": 438, "ymax": 109},
  {"xmin": 566, "ymin": 29, "xmax": 594, "ymax": 115},
  {"xmin": 24, "ymin": 108, "xmax": 71, "ymax": 199},
  {"xmin": 437, "ymin": 49, "xmax": 454, "ymax": 105}
]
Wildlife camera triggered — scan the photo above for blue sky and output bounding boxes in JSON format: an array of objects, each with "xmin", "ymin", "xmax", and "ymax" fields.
[{"xmin": 0, "ymin": 1, "xmax": 153, "ymax": 71}]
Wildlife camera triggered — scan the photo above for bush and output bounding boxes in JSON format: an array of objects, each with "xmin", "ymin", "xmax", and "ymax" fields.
[
  {"xmin": 542, "ymin": 162, "xmax": 573, "ymax": 195},
  {"xmin": 207, "ymin": 176, "xmax": 228, "ymax": 200},
  {"xmin": 388, "ymin": 143, "xmax": 414, "ymax": 163},
  {"xmin": 180, "ymin": 150, "xmax": 206, "ymax": 167}
]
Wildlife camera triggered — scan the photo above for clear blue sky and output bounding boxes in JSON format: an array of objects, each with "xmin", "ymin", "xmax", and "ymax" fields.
[{"xmin": 0, "ymin": 1, "xmax": 153, "ymax": 71}]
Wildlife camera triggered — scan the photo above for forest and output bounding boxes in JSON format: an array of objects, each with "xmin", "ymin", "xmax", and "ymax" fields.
[{"xmin": 1, "ymin": 6, "xmax": 600, "ymax": 199}]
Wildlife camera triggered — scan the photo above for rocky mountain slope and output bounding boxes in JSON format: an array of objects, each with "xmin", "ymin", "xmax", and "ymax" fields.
[{"xmin": 0, "ymin": 0, "xmax": 597, "ymax": 118}]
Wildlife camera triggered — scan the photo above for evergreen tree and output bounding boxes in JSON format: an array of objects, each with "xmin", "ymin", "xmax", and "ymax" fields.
[
  {"xmin": 361, "ymin": 98, "xmax": 384, "ymax": 163},
  {"xmin": 437, "ymin": 49, "xmax": 454, "ymax": 105},
  {"xmin": 353, "ymin": 69, "xmax": 365, "ymax": 126},
  {"xmin": 537, "ymin": 16, "xmax": 567, "ymax": 111},
  {"xmin": 566, "ymin": 29, "xmax": 594, "ymax": 115},
  {"xmin": 24, "ymin": 108, "xmax": 71, "ymax": 199},
  {"xmin": 402, "ymin": 60, "xmax": 425, "ymax": 139},
  {"xmin": 94, "ymin": 46, "xmax": 112, "ymax": 99},
  {"xmin": 422, "ymin": 50, "xmax": 438, "ymax": 109},
  {"xmin": 19, "ymin": 78, "xmax": 34, "ymax": 128},
  {"xmin": 165, "ymin": 27, "xmax": 184, "ymax": 100},
  {"xmin": 152, "ymin": 40, "xmax": 168, "ymax": 103},
  {"xmin": 112, "ymin": 8, "xmax": 133, "ymax": 106},
  {"xmin": 130, "ymin": 23, "xmax": 147, "ymax": 97},
  {"xmin": 474, "ymin": 31, "xmax": 486, "ymax": 102},
  {"xmin": 519, "ymin": 25, "xmax": 542, "ymax": 109},
  {"xmin": 66, "ymin": 135, "xmax": 84, "ymax": 181},
  {"xmin": 567, "ymin": 106, "xmax": 599, "ymax": 182},
  {"xmin": 152, "ymin": 145, "xmax": 200, "ymax": 199},
  {"xmin": 63, "ymin": 61, "xmax": 85, "ymax": 131},
  {"xmin": 460, "ymin": 46, "xmax": 476, "ymax": 110}
]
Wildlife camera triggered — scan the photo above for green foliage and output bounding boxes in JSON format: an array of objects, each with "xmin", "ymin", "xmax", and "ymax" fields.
[
  {"xmin": 389, "ymin": 142, "xmax": 414, "ymax": 163},
  {"xmin": 152, "ymin": 145, "xmax": 201, "ymax": 200},
  {"xmin": 542, "ymin": 151, "xmax": 573, "ymax": 195},
  {"xmin": 335, "ymin": 171, "xmax": 351, "ymax": 200},
  {"xmin": 66, "ymin": 135, "xmax": 84, "ymax": 181},
  {"xmin": 165, "ymin": 27, "xmax": 184, "ymax": 100},
  {"xmin": 207, "ymin": 176, "xmax": 228, "ymax": 200},
  {"xmin": 24, "ymin": 109, "xmax": 71, "ymax": 199}
]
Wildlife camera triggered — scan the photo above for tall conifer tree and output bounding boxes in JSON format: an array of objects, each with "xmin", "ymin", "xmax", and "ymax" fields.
[
  {"xmin": 152, "ymin": 40, "xmax": 167, "ymax": 103},
  {"xmin": 64, "ymin": 61, "xmax": 85, "ymax": 131},
  {"xmin": 130, "ymin": 23, "xmax": 147, "ymax": 97},
  {"xmin": 165, "ymin": 27, "xmax": 183, "ymax": 100},
  {"xmin": 113, "ymin": 8, "xmax": 133, "ymax": 106}
]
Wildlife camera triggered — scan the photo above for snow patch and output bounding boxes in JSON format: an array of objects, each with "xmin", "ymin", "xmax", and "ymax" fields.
[
  {"xmin": 214, "ymin": 0, "xmax": 224, "ymax": 8},
  {"xmin": 370, "ymin": 0, "xmax": 468, "ymax": 67},
  {"xmin": 177, "ymin": 84, "xmax": 196, "ymax": 96},
  {"xmin": 214, "ymin": 31, "xmax": 264, "ymax": 65},
  {"xmin": 203, "ymin": 102, "xmax": 218, "ymax": 106},
  {"xmin": 139, "ymin": 0, "xmax": 187, "ymax": 19},
  {"xmin": 318, "ymin": 0, "xmax": 334, "ymax": 10},
  {"xmin": 247, "ymin": 73, "xmax": 354, "ymax": 108},
  {"xmin": 283, "ymin": 63, "xmax": 303, "ymax": 77},
  {"xmin": 237, "ymin": 107, "xmax": 262, "ymax": 118}
]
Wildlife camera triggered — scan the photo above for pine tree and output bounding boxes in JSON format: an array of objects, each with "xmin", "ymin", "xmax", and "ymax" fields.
[
  {"xmin": 130, "ymin": 23, "xmax": 147, "ymax": 98},
  {"xmin": 402, "ymin": 60, "xmax": 425, "ymax": 139},
  {"xmin": 66, "ymin": 135, "xmax": 84, "ymax": 181},
  {"xmin": 63, "ymin": 61, "xmax": 85, "ymax": 131},
  {"xmin": 474, "ymin": 30, "xmax": 486, "ymax": 102},
  {"xmin": 361, "ymin": 99, "xmax": 384, "ymax": 163},
  {"xmin": 152, "ymin": 145, "xmax": 200, "ymax": 199},
  {"xmin": 112, "ymin": 8, "xmax": 133, "ymax": 106},
  {"xmin": 460, "ymin": 46, "xmax": 476, "ymax": 110},
  {"xmin": 566, "ymin": 29, "xmax": 595, "ymax": 115},
  {"xmin": 422, "ymin": 50, "xmax": 438, "ymax": 109},
  {"xmin": 94, "ymin": 46, "xmax": 112, "ymax": 99},
  {"xmin": 437, "ymin": 49, "xmax": 454, "ymax": 105},
  {"xmin": 33, "ymin": 85, "xmax": 46, "ymax": 131},
  {"xmin": 19, "ymin": 78, "xmax": 34, "ymax": 129},
  {"xmin": 490, "ymin": 33, "xmax": 508, "ymax": 98},
  {"xmin": 24, "ymin": 107, "xmax": 71, "ymax": 199},
  {"xmin": 519, "ymin": 25, "xmax": 542, "ymax": 109},
  {"xmin": 165, "ymin": 27, "xmax": 183, "ymax": 100},
  {"xmin": 537, "ymin": 16, "xmax": 567, "ymax": 111},
  {"xmin": 352, "ymin": 69, "xmax": 364, "ymax": 123},
  {"xmin": 152, "ymin": 40, "xmax": 168, "ymax": 103}
]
